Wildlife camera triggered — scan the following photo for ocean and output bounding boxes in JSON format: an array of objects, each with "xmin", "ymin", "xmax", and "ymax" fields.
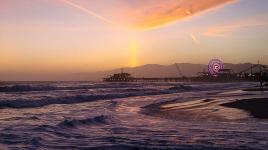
[{"xmin": 0, "ymin": 82, "xmax": 267, "ymax": 150}]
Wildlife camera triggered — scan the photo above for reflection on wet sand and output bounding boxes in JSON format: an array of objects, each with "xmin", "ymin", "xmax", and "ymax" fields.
[{"xmin": 145, "ymin": 91, "xmax": 268, "ymax": 121}]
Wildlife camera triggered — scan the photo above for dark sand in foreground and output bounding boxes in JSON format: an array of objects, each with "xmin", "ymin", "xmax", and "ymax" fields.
[{"xmin": 221, "ymin": 98, "xmax": 268, "ymax": 119}]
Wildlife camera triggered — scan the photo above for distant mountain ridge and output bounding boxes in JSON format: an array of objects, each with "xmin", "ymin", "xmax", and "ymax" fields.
[
  {"xmin": 84, "ymin": 63, "xmax": 257, "ymax": 81},
  {"xmin": 0, "ymin": 63, "xmax": 260, "ymax": 81}
]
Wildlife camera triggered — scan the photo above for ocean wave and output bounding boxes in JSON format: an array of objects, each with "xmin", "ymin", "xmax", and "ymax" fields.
[
  {"xmin": 0, "ymin": 89, "xmax": 170, "ymax": 109},
  {"xmin": 0, "ymin": 82, "xmax": 234, "ymax": 93},
  {"xmin": 0, "ymin": 85, "xmax": 56, "ymax": 92},
  {"xmin": 57, "ymin": 115, "xmax": 109, "ymax": 128},
  {"xmin": 0, "ymin": 82, "xmax": 267, "ymax": 150},
  {"xmin": 0, "ymin": 83, "xmax": 142, "ymax": 93},
  {"xmin": 0, "ymin": 83, "xmax": 239, "ymax": 109}
]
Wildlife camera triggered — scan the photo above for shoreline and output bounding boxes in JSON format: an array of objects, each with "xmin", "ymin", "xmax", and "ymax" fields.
[{"xmin": 143, "ymin": 97, "xmax": 268, "ymax": 121}]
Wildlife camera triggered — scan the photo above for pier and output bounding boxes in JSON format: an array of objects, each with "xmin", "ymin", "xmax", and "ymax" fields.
[{"xmin": 103, "ymin": 64, "xmax": 268, "ymax": 84}]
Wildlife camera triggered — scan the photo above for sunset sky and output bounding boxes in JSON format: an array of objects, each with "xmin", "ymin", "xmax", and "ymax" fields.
[{"xmin": 1, "ymin": 0, "xmax": 268, "ymax": 79}]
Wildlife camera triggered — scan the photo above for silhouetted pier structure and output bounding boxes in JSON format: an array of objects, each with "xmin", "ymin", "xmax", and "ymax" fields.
[
  {"xmin": 103, "ymin": 64, "xmax": 268, "ymax": 83},
  {"xmin": 103, "ymin": 74, "xmax": 190, "ymax": 82},
  {"xmin": 237, "ymin": 64, "xmax": 268, "ymax": 87}
]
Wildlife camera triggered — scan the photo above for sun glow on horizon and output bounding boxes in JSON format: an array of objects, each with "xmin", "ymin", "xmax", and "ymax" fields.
[{"xmin": 129, "ymin": 39, "xmax": 139, "ymax": 67}]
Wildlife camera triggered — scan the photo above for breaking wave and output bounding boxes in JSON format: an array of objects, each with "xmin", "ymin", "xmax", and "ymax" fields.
[
  {"xmin": 0, "ymin": 90, "xmax": 169, "ymax": 109},
  {"xmin": 1, "ymin": 83, "xmax": 242, "ymax": 110},
  {"xmin": 0, "ymin": 93, "xmax": 133, "ymax": 109}
]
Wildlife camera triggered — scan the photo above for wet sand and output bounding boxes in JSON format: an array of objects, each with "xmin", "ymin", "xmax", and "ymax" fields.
[
  {"xmin": 144, "ymin": 97, "xmax": 268, "ymax": 121},
  {"xmin": 243, "ymin": 88, "xmax": 268, "ymax": 91},
  {"xmin": 221, "ymin": 98, "xmax": 268, "ymax": 119}
]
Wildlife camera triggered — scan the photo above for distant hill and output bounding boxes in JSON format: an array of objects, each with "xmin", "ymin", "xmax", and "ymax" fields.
[
  {"xmin": 79, "ymin": 63, "xmax": 257, "ymax": 81},
  {"xmin": 0, "ymin": 63, "xmax": 260, "ymax": 81}
]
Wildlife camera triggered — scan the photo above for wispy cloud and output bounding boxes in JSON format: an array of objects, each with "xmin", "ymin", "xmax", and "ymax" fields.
[
  {"xmin": 190, "ymin": 34, "xmax": 201, "ymax": 45},
  {"xmin": 204, "ymin": 17, "xmax": 268, "ymax": 37},
  {"xmin": 59, "ymin": 0, "xmax": 116, "ymax": 26}
]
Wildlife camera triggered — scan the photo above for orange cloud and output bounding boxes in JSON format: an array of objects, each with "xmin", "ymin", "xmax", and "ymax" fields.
[
  {"xmin": 62, "ymin": 0, "xmax": 237, "ymax": 30},
  {"xmin": 123, "ymin": 0, "xmax": 237, "ymax": 29}
]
